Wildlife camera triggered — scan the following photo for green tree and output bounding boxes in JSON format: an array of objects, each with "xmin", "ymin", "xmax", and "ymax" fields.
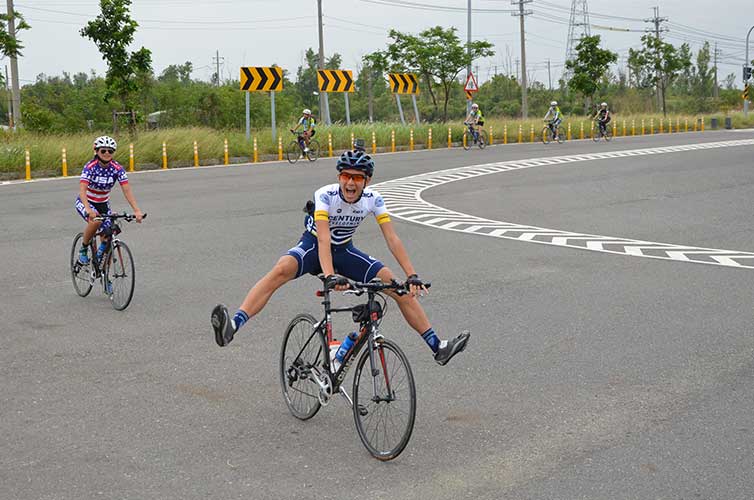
[
  {"xmin": 158, "ymin": 62, "xmax": 193, "ymax": 84},
  {"xmin": 628, "ymin": 35, "xmax": 691, "ymax": 115},
  {"xmin": 565, "ymin": 35, "xmax": 617, "ymax": 112},
  {"xmin": 0, "ymin": 9, "xmax": 30, "ymax": 88},
  {"xmin": 369, "ymin": 26, "xmax": 494, "ymax": 121},
  {"xmin": 80, "ymin": 0, "xmax": 152, "ymax": 123}
]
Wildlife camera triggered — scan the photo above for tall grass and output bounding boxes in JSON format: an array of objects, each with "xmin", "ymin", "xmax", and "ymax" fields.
[{"xmin": 2, "ymin": 112, "xmax": 753, "ymax": 180}]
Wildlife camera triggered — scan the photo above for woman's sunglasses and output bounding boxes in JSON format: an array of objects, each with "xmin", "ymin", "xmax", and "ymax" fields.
[
  {"xmin": 98, "ymin": 148, "xmax": 115, "ymax": 154},
  {"xmin": 339, "ymin": 172, "xmax": 366, "ymax": 183}
]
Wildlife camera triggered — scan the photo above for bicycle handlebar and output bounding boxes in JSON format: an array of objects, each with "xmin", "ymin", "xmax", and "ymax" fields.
[
  {"xmin": 317, "ymin": 274, "xmax": 431, "ymax": 296},
  {"xmin": 93, "ymin": 212, "xmax": 147, "ymax": 222}
]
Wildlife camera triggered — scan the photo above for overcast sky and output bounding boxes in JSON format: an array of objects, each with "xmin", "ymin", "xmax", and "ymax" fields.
[{"xmin": 10, "ymin": 0, "xmax": 754, "ymax": 88}]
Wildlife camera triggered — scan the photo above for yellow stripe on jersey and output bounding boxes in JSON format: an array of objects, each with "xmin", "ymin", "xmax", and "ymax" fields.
[
  {"xmin": 376, "ymin": 213, "xmax": 391, "ymax": 224},
  {"xmin": 314, "ymin": 210, "xmax": 329, "ymax": 221}
]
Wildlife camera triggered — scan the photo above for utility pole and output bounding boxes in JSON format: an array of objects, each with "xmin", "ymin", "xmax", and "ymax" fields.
[
  {"xmin": 467, "ymin": 0, "xmax": 472, "ymax": 113},
  {"xmin": 713, "ymin": 43, "xmax": 719, "ymax": 98},
  {"xmin": 6, "ymin": 0, "xmax": 21, "ymax": 128},
  {"xmin": 212, "ymin": 50, "xmax": 224, "ymax": 86},
  {"xmin": 644, "ymin": 6, "xmax": 668, "ymax": 114},
  {"xmin": 745, "ymin": 25, "xmax": 753, "ymax": 117},
  {"xmin": 512, "ymin": 0, "xmax": 532, "ymax": 119},
  {"xmin": 368, "ymin": 68, "xmax": 374, "ymax": 123},
  {"xmin": 5, "ymin": 65, "xmax": 12, "ymax": 128},
  {"xmin": 316, "ymin": 0, "xmax": 330, "ymax": 125},
  {"xmin": 547, "ymin": 59, "xmax": 552, "ymax": 90}
]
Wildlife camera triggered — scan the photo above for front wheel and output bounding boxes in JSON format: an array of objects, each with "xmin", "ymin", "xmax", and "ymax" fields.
[
  {"xmin": 604, "ymin": 125, "xmax": 613, "ymax": 142},
  {"xmin": 106, "ymin": 241, "xmax": 135, "ymax": 310},
  {"xmin": 462, "ymin": 130, "xmax": 472, "ymax": 151},
  {"xmin": 306, "ymin": 140, "xmax": 320, "ymax": 162},
  {"xmin": 352, "ymin": 338, "xmax": 416, "ymax": 461},
  {"xmin": 70, "ymin": 232, "xmax": 93, "ymax": 297},
  {"xmin": 555, "ymin": 126, "xmax": 565, "ymax": 144},
  {"xmin": 592, "ymin": 125, "xmax": 601, "ymax": 142},
  {"xmin": 286, "ymin": 141, "xmax": 301, "ymax": 164},
  {"xmin": 477, "ymin": 130, "xmax": 487, "ymax": 149},
  {"xmin": 541, "ymin": 126, "xmax": 552, "ymax": 145},
  {"xmin": 280, "ymin": 313, "xmax": 326, "ymax": 420}
]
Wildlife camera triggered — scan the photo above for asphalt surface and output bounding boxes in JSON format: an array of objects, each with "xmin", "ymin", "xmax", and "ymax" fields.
[{"xmin": 2, "ymin": 129, "xmax": 754, "ymax": 500}]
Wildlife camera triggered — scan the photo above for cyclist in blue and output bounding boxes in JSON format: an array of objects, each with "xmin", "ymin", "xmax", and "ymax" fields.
[
  {"xmin": 75, "ymin": 135, "xmax": 144, "ymax": 266},
  {"xmin": 211, "ymin": 149, "xmax": 470, "ymax": 366},
  {"xmin": 543, "ymin": 101, "xmax": 562, "ymax": 141},
  {"xmin": 290, "ymin": 108, "xmax": 316, "ymax": 153}
]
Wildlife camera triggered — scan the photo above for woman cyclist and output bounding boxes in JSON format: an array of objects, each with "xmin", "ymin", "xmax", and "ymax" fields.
[
  {"xmin": 75, "ymin": 136, "xmax": 144, "ymax": 266},
  {"xmin": 211, "ymin": 148, "xmax": 470, "ymax": 366}
]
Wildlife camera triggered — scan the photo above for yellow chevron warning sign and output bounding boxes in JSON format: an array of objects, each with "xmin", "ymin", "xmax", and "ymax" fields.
[
  {"xmin": 744, "ymin": 84, "xmax": 750, "ymax": 101},
  {"xmin": 388, "ymin": 73, "xmax": 419, "ymax": 94},
  {"xmin": 240, "ymin": 67, "xmax": 283, "ymax": 92},
  {"xmin": 317, "ymin": 69, "xmax": 354, "ymax": 93}
]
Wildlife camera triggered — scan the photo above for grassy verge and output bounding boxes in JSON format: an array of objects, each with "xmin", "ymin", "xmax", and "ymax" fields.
[{"xmin": 3, "ymin": 112, "xmax": 753, "ymax": 180}]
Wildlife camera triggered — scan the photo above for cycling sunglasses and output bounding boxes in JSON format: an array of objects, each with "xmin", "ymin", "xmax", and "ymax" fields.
[
  {"xmin": 98, "ymin": 148, "xmax": 115, "ymax": 154},
  {"xmin": 339, "ymin": 172, "xmax": 367, "ymax": 183}
]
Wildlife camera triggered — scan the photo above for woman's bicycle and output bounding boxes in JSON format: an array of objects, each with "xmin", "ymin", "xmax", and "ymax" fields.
[
  {"xmin": 542, "ymin": 121, "xmax": 565, "ymax": 144},
  {"xmin": 70, "ymin": 212, "xmax": 146, "ymax": 310},
  {"xmin": 286, "ymin": 131, "xmax": 320, "ymax": 164},
  {"xmin": 280, "ymin": 275, "xmax": 423, "ymax": 461},
  {"xmin": 592, "ymin": 120, "xmax": 612, "ymax": 142},
  {"xmin": 462, "ymin": 122, "xmax": 487, "ymax": 150}
]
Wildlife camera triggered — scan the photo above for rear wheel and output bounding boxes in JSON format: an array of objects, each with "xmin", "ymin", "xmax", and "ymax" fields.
[
  {"xmin": 106, "ymin": 241, "xmax": 135, "ymax": 310},
  {"xmin": 286, "ymin": 141, "xmax": 301, "ymax": 164},
  {"xmin": 306, "ymin": 140, "xmax": 320, "ymax": 162},
  {"xmin": 280, "ymin": 313, "xmax": 326, "ymax": 420},
  {"xmin": 353, "ymin": 338, "xmax": 416, "ymax": 461},
  {"xmin": 70, "ymin": 233, "xmax": 93, "ymax": 297}
]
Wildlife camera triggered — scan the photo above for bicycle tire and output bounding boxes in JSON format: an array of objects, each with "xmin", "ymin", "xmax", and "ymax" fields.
[
  {"xmin": 106, "ymin": 241, "xmax": 135, "ymax": 311},
  {"xmin": 605, "ymin": 126, "xmax": 613, "ymax": 142},
  {"xmin": 555, "ymin": 126, "xmax": 565, "ymax": 144},
  {"xmin": 477, "ymin": 130, "xmax": 487, "ymax": 149},
  {"xmin": 592, "ymin": 126, "xmax": 600, "ymax": 142},
  {"xmin": 70, "ymin": 232, "xmax": 93, "ymax": 297},
  {"xmin": 280, "ymin": 313, "xmax": 326, "ymax": 420},
  {"xmin": 541, "ymin": 126, "xmax": 551, "ymax": 145},
  {"xmin": 352, "ymin": 338, "xmax": 416, "ymax": 461},
  {"xmin": 286, "ymin": 141, "xmax": 301, "ymax": 164},
  {"xmin": 462, "ymin": 130, "xmax": 472, "ymax": 151},
  {"xmin": 306, "ymin": 140, "xmax": 320, "ymax": 162}
]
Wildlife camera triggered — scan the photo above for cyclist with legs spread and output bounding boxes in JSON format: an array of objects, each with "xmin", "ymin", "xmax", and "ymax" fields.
[
  {"xmin": 75, "ymin": 136, "xmax": 144, "ymax": 269},
  {"xmin": 211, "ymin": 149, "xmax": 470, "ymax": 366},
  {"xmin": 543, "ymin": 101, "xmax": 563, "ymax": 141},
  {"xmin": 592, "ymin": 102, "xmax": 611, "ymax": 136},
  {"xmin": 290, "ymin": 108, "xmax": 317, "ymax": 153}
]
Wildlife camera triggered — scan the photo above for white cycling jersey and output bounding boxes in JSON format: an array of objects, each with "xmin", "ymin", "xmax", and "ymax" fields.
[{"xmin": 311, "ymin": 184, "xmax": 391, "ymax": 245}]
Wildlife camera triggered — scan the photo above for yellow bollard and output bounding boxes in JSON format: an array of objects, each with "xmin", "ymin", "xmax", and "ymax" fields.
[
  {"xmin": 278, "ymin": 136, "xmax": 283, "ymax": 161},
  {"xmin": 253, "ymin": 137, "xmax": 258, "ymax": 163},
  {"xmin": 427, "ymin": 127, "xmax": 432, "ymax": 149},
  {"xmin": 659, "ymin": 118, "xmax": 663, "ymax": 134},
  {"xmin": 517, "ymin": 124, "xmax": 522, "ymax": 143},
  {"xmin": 650, "ymin": 118, "xmax": 654, "ymax": 134},
  {"xmin": 447, "ymin": 127, "xmax": 452, "ymax": 148},
  {"xmin": 328, "ymin": 132, "xmax": 333, "ymax": 157},
  {"xmin": 391, "ymin": 130, "xmax": 396, "ymax": 153},
  {"xmin": 488, "ymin": 126, "xmax": 493, "ymax": 145},
  {"xmin": 463, "ymin": 130, "xmax": 467, "ymax": 148},
  {"xmin": 409, "ymin": 129, "xmax": 414, "ymax": 151},
  {"xmin": 641, "ymin": 119, "xmax": 645, "ymax": 135},
  {"xmin": 632, "ymin": 119, "xmax": 636, "ymax": 136},
  {"xmin": 350, "ymin": 132, "xmax": 355, "ymax": 149},
  {"xmin": 590, "ymin": 121, "xmax": 594, "ymax": 139},
  {"xmin": 193, "ymin": 140, "xmax": 199, "ymax": 167},
  {"xmin": 162, "ymin": 142, "xmax": 168, "ymax": 169},
  {"xmin": 372, "ymin": 130, "xmax": 376, "ymax": 154},
  {"xmin": 579, "ymin": 122, "xmax": 584, "ymax": 140},
  {"xmin": 567, "ymin": 122, "xmax": 572, "ymax": 141},
  {"xmin": 529, "ymin": 124, "xmax": 534, "ymax": 143},
  {"xmin": 622, "ymin": 120, "xmax": 626, "ymax": 137},
  {"xmin": 701, "ymin": 117, "xmax": 705, "ymax": 131},
  {"xmin": 685, "ymin": 118, "xmax": 688, "ymax": 133},
  {"xmin": 504, "ymin": 124, "xmax": 508, "ymax": 144},
  {"xmin": 676, "ymin": 117, "xmax": 680, "ymax": 133},
  {"xmin": 223, "ymin": 138, "xmax": 229, "ymax": 165},
  {"xmin": 25, "ymin": 148, "xmax": 30, "ymax": 180},
  {"xmin": 129, "ymin": 143, "xmax": 135, "ymax": 171},
  {"xmin": 62, "ymin": 148, "xmax": 68, "ymax": 177},
  {"xmin": 613, "ymin": 121, "xmax": 618, "ymax": 138}
]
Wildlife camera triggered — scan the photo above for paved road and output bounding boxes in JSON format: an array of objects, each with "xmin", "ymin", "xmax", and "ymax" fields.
[{"xmin": 2, "ymin": 130, "xmax": 754, "ymax": 499}]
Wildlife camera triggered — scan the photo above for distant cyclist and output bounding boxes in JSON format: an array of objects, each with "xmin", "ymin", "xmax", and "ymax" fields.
[
  {"xmin": 290, "ymin": 108, "xmax": 317, "ymax": 152},
  {"xmin": 592, "ymin": 102, "xmax": 611, "ymax": 135},
  {"xmin": 464, "ymin": 103, "xmax": 485, "ymax": 138},
  {"xmin": 75, "ymin": 136, "xmax": 144, "ymax": 266},
  {"xmin": 211, "ymin": 148, "xmax": 470, "ymax": 366},
  {"xmin": 543, "ymin": 101, "xmax": 562, "ymax": 141}
]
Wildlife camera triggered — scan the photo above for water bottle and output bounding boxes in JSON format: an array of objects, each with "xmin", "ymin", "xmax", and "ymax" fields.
[
  {"xmin": 335, "ymin": 331, "xmax": 359, "ymax": 363},
  {"xmin": 329, "ymin": 340, "xmax": 341, "ymax": 368},
  {"xmin": 95, "ymin": 241, "xmax": 108, "ymax": 261}
]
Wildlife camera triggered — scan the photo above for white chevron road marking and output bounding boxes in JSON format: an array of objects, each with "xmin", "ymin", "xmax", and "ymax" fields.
[{"xmin": 372, "ymin": 139, "xmax": 754, "ymax": 269}]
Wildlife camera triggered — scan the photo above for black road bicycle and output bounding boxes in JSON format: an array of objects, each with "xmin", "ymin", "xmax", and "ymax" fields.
[
  {"xmin": 70, "ymin": 213, "xmax": 146, "ymax": 310},
  {"xmin": 462, "ymin": 122, "xmax": 487, "ymax": 150},
  {"xmin": 287, "ymin": 131, "xmax": 320, "ymax": 164},
  {"xmin": 542, "ymin": 121, "xmax": 565, "ymax": 144},
  {"xmin": 592, "ymin": 120, "xmax": 613, "ymax": 142},
  {"xmin": 280, "ymin": 275, "xmax": 424, "ymax": 461}
]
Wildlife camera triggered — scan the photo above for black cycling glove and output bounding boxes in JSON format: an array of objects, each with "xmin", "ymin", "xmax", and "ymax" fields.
[
  {"xmin": 406, "ymin": 274, "xmax": 423, "ymax": 287},
  {"xmin": 325, "ymin": 274, "xmax": 349, "ymax": 290}
]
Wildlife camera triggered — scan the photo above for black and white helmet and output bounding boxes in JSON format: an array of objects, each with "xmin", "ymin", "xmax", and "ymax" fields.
[
  {"xmin": 336, "ymin": 150, "xmax": 374, "ymax": 177},
  {"xmin": 93, "ymin": 135, "xmax": 117, "ymax": 151}
]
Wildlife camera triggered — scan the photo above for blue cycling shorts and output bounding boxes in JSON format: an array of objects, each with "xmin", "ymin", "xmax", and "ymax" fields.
[
  {"xmin": 286, "ymin": 231, "xmax": 384, "ymax": 282},
  {"xmin": 75, "ymin": 197, "xmax": 112, "ymax": 233}
]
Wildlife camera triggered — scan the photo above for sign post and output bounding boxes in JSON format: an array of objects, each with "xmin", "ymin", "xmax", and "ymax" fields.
[
  {"xmin": 389, "ymin": 73, "xmax": 420, "ymax": 124},
  {"xmin": 240, "ymin": 66, "xmax": 284, "ymax": 142}
]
